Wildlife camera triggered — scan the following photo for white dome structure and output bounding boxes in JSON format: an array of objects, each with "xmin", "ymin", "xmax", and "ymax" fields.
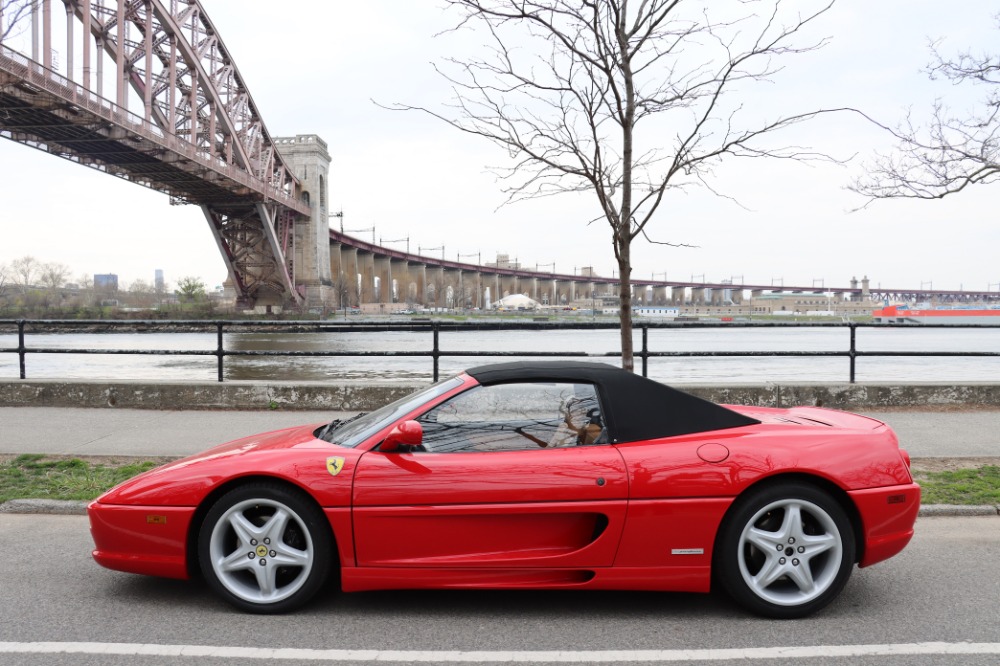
[{"xmin": 494, "ymin": 294, "xmax": 540, "ymax": 310}]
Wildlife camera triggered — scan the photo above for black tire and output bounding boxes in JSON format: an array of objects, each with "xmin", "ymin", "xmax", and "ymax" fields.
[
  {"xmin": 198, "ymin": 481, "xmax": 332, "ymax": 613},
  {"xmin": 714, "ymin": 482, "xmax": 855, "ymax": 619}
]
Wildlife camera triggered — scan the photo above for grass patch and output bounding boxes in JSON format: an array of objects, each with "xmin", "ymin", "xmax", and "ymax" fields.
[
  {"xmin": 2, "ymin": 456, "xmax": 999, "ymax": 507},
  {"xmin": 913, "ymin": 465, "xmax": 1000, "ymax": 505},
  {"xmin": 0, "ymin": 454, "xmax": 160, "ymax": 503}
]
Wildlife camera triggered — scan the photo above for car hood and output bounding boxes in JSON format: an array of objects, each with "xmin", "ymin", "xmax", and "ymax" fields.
[{"xmin": 96, "ymin": 424, "xmax": 348, "ymax": 506}]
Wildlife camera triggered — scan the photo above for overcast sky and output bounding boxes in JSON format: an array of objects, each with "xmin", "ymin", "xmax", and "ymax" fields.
[{"xmin": 1, "ymin": 0, "xmax": 998, "ymax": 293}]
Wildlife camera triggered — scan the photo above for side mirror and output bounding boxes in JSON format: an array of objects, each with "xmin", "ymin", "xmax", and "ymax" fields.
[{"xmin": 380, "ymin": 420, "xmax": 423, "ymax": 452}]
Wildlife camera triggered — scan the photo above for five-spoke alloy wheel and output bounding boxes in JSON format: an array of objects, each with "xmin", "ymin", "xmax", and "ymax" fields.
[
  {"xmin": 715, "ymin": 482, "xmax": 855, "ymax": 619},
  {"xmin": 199, "ymin": 482, "xmax": 332, "ymax": 613}
]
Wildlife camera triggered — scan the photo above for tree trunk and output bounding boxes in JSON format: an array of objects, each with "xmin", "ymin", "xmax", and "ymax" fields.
[{"xmin": 616, "ymin": 240, "xmax": 634, "ymax": 372}]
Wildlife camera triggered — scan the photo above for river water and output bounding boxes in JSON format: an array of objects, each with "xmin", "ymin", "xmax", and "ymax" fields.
[{"xmin": 1, "ymin": 327, "xmax": 998, "ymax": 384}]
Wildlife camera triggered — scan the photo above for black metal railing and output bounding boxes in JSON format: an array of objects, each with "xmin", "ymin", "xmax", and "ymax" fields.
[{"xmin": 2, "ymin": 319, "xmax": 999, "ymax": 383}]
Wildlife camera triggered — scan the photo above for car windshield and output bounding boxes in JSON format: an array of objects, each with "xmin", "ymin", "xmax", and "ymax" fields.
[{"xmin": 315, "ymin": 376, "xmax": 464, "ymax": 448}]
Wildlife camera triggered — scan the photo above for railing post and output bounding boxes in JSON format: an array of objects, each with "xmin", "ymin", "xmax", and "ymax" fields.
[
  {"xmin": 641, "ymin": 325, "xmax": 649, "ymax": 377},
  {"xmin": 17, "ymin": 320, "xmax": 26, "ymax": 379},
  {"xmin": 849, "ymin": 324, "xmax": 857, "ymax": 384},
  {"xmin": 432, "ymin": 323, "xmax": 440, "ymax": 382},
  {"xmin": 216, "ymin": 322, "xmax": 225, "ymax": 382}
]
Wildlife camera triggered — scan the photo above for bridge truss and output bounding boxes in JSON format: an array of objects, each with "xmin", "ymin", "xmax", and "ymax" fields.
[{"xmin": 0, "ymin": 0, "xmax": 310, "ymax": 306}]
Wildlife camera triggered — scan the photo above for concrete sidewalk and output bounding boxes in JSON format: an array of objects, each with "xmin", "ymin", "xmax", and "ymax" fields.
[
  {"xmin": 2, "ymin": 406, "xmax": 998, "ymax": 517},
  {"xmin": 0, "ymin": 407, "xmax": 350, "ymax": 458},
  {"xmin": 1, "ymin": 405, "xmax": 999, "ymax": 459}
]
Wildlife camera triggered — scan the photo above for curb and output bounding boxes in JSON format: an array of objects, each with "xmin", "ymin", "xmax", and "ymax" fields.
[
  {"xmin": 0, "ymin": 500, "xmax": 997, "ymax": 518},
  {"xmin": 917, "ymin": 504, "xmax": 1000, "ymax": 517},
  {"xmin": 0, "ymin": 499, "xmax": 89, "ymax": 515}
]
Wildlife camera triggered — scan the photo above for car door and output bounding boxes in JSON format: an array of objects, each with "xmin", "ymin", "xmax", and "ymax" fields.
[{"xmin": 351, "ymin": 381, "xmax": 628, "ymax": 569}]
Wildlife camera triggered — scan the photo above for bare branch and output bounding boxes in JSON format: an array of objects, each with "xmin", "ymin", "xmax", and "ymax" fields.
[
  {"xmin": 386, "ymin": 0, "xmax": 841, "ymax": 369},
  {"xmin": 854, "ymin": 17, "xmax": 1000, "ymax": 203},
  {"xmin": 1, "ymin": 0, "xmax": 37, "ymax": 43}
]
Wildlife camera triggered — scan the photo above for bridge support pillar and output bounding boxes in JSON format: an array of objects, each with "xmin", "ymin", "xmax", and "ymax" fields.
[
  {"xmin": 443, "ymin": 269, "xmax": 461, "ymax": 308},
  {"xmin": 653, "ymin": 286, "xmax": 667, "ymax": 304},
  {"xmin": 426, "ymin": 267, "xmax": 445, "ymax": 308},
  {"xmin": 465, "ymin": 271, "xmax": 486, "ymax": 310},
  {"xmin": 539, "ymin": 279, "xmax": 555, "ymax": 305},
  {"xmin": 329, "ymin": 243, "xmax": 345, "ymax": 308},
  {"xmin": 374, "ymin": 256, "xmax": 391, "ymax": 304},
  {"xmin": 359, "ymin": 251, "xmax": 375, "ymax": 304},
  {"xmin": 276, "ymin": 136, "xmax": 333, "ymax": 308},
  {"xmin": 500, "ymin": 275, "xmax": 518, "ymax": 299},
  {"xmin": 389, "ymin": 258, "xmax": 409, "ymax": 304},
  {"xmin": 484, "ymin": 273, "xmax": 499, "ymax": 308},
  {"xmin": 337, "ymin": 247, "xmax": 359, "ymax": 306},
  {"xmin": 409, "ymin": 263, "xmax": 426, "ymax": 305}
]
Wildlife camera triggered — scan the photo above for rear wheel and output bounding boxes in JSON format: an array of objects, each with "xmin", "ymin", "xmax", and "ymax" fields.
[
  {"xmin": 198, "ymin": 482, "xmax": 332, "ymax": 613},
  {"xmin": 715, "ymin": 482, "xmax": 855, "ymax": 618}
]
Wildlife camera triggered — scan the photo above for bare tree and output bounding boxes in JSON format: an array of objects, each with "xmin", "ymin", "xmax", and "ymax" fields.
[
  {"xmin": 1, "ymin": 0, "xmax": 37, "ymax": 43},
  {"xmin": 396, "ymin": 0, "xmax": 841, "ymax": 370},
  {"xmin": 332, "ymin": 271, "xmax": 353, "ymax": 311},
  {"xmin": 9, "ymin": 255, "xmax": 39, "ymax": 293},
  {"xmin": 128, "ymin": 279, "xmax": 157, "ymax": 309},
  {"xmin": 0, "ymin": 262, "xmax": 9, "ymax": 303},
  {"xmin": 38, "ymin": 261, "xmax": 70, "ymax": 290},
  {"xmin": 853, "ymin": 25, "xmax": 1000, "ymax": 202}
]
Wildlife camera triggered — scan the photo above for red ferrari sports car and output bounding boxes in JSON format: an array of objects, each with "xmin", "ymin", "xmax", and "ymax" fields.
[{"xmin": 89, "ymin": 361, "xmax": 919, "ymax": 618}]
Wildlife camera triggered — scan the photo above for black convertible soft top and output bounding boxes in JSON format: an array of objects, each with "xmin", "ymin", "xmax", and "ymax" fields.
[{"xmin": 465, "ymin": 360, "xmax": 759, "ymax": 444}]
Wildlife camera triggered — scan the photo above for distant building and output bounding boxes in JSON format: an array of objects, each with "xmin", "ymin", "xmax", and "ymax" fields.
[
  {"xmin": 154, "ymin": 269, "xmax": 165, "ymax": 292},
  {"xmin": 486, "ymin": 253, "xmax": 521, "ymax": 270},
  {"xmin": 94, "ymin": 274, "xmax": 118, "ymax": 292}
]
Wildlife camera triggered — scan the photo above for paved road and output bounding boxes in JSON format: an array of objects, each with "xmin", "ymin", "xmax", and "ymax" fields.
[
  {"xmin": 1, "ymin": 406, "xmax": 998, "ymax": 458},
  {"xmin": 0, "ymin": 514, "xmax": 997, "ymax": 665}
]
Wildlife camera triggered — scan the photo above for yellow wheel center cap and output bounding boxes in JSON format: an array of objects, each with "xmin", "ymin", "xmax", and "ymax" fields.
[{"xmin": 256, "ymin": 545, "xmax": 268, "ymax": 558}]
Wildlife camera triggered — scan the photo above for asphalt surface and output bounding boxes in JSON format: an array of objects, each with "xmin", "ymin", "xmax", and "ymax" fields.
[
  {"xmin": 0, "ymin": 514, "xmax": 998, "ymax": 665},
  {"xmin": 1, "ymin": 405, "xmax": 998, "ymax": 459}
]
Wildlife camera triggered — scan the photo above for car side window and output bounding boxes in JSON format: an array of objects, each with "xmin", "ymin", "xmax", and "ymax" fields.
[{"xmin": 415, "ymin": 382, "xmax": 606, "ymax": 453}]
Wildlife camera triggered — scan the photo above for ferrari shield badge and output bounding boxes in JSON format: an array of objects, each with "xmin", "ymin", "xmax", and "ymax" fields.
[{"xmin": 326, "ymin": 456, "xmax": 345, "ymax": 477}]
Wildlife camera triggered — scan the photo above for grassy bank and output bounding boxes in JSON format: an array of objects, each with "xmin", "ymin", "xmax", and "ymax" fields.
[
  {"xmin": 0, "ymin": 454, "xmax": 161, "ymax": 503},
  {"xmin": 913, "ymin": 465, "xmax": 1000, "ymax": 505},
  {"xmin": 1, "ymin": 454, "xmax": 998, "ymax": 506}
]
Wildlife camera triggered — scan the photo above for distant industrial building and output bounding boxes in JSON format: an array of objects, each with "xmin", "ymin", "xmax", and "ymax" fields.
[{"xmin": 155, "ymin": 269, "xmax": 165, "ymax": 292}]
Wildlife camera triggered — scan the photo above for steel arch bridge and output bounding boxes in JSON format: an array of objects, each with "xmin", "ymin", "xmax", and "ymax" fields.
[{"xmin": 0, "ymin": 0, "xmax": 326, "ymax": 307}]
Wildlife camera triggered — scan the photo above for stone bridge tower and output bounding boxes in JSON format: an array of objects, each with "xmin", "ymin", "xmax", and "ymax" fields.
[{"xmin": 275, "ymin": 135, "xmax": 333, "ymax": 308}]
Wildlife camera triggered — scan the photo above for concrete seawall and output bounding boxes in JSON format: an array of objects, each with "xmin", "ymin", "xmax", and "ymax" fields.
[{"xmin": 2, "ymin": 379, "xmax": 999, "ymax": 411}]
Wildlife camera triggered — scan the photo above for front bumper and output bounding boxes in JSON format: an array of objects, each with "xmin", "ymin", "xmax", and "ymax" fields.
[{"xmin": 88, "ymin": 501, "xmax": 195, "ymax": 579}]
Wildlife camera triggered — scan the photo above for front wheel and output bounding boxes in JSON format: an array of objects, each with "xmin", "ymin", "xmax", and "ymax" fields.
[
  {"xmin": 715, "ymin": 482, "xmax": 855, "ymax": 619},
  {"xmin": 198, "ymin": 482, "xmax": 332, "ymax": 613}
]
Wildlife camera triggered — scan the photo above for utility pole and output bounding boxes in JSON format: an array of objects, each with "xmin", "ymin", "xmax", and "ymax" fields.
[
  {"xmin": 381, "ymin": 236, "xmax": 410, "ymax": 254},
  {"xmin": 328, "ymin": 210, "xmax": 344, "ymax": 232}
]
